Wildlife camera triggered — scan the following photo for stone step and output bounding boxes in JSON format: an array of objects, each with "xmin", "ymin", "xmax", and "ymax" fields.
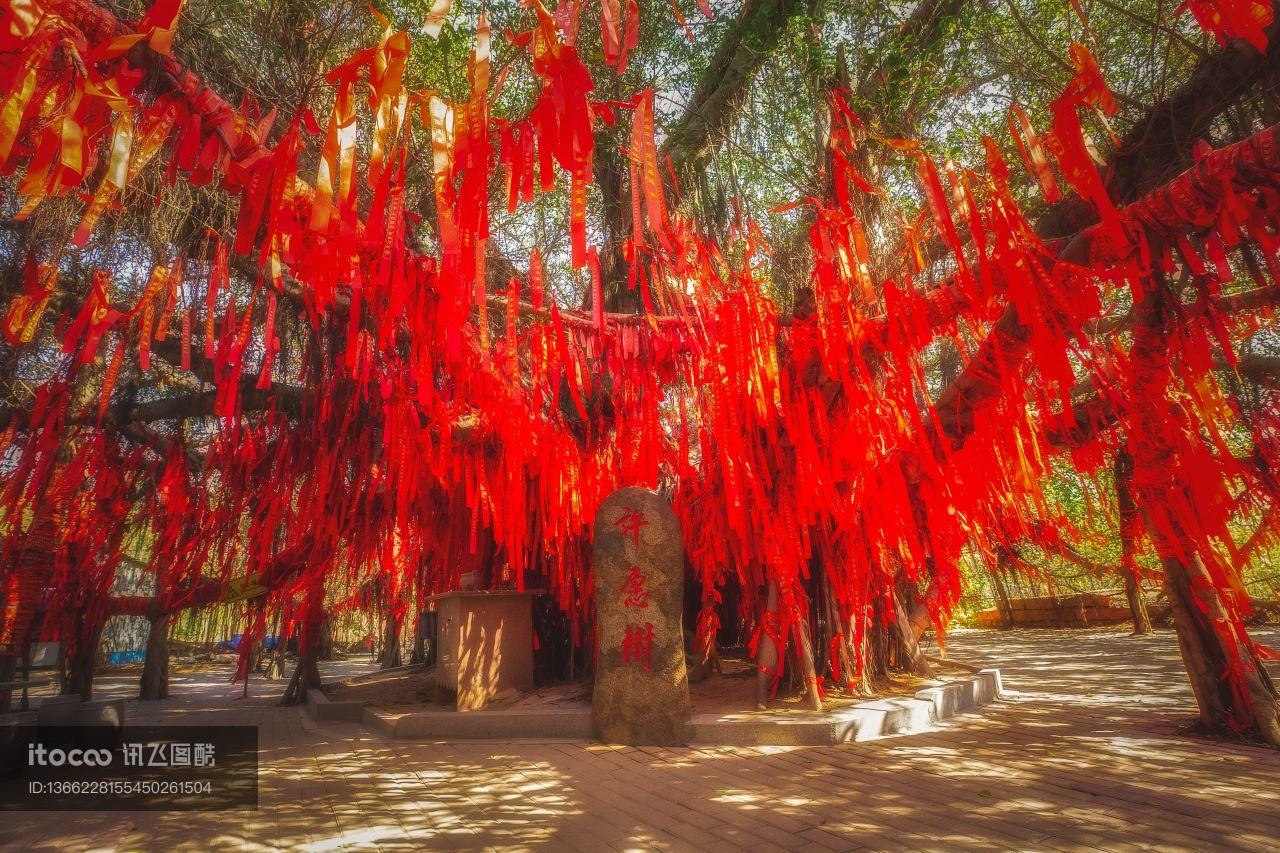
[{"xmin": 327, "ymin": 669, "xmax": 1003, "ymax": 745}]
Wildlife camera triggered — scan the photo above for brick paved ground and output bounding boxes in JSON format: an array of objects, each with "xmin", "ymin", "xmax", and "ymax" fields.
[{"xmin": 4, "ymin": 626, "xmax": 1279, "ymax": 851}]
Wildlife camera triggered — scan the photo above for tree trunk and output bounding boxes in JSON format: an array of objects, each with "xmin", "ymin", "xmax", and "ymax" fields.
[
  {"xmin": 280, "ymin": 641, "xmax": 320, "ymax": 707},
  {"xmin": 138, "ymin": 613, "xmax": 170, "ymax": 700},
  {"xmin": 1129, "ymin": 278, "xmax": 1280, "ymax": 745},
  {"xmin": 867, "ymin": 597, "xmax": 890, "ymax": 680},
  {"xmin": 262, "ymin": 610, "xmax": 285, "ymax": 679},
  {"xmin": 379, "ymin": 610, "xmax": 402, "ymax": 670},
  {"xmin": 990, "ymin": 548, "xmax": 1016, "ymax": 629},
  {"xmin": 755, "ymin": 580, "xmax": 780, "ymax": 710},
  {"xmin": 1113, "ymin": 451, "xmax": 1152, "ymax": 635},
  {"xmin": 891, "ymin": 586, "xmax": 932, "ymax": 677},
  {"xmin": 792, "ymin": 609, "xmax": 823, "ymax": 710},
  {"xmin": 265, "ymin": 641, "xmax": 285, "ymax": 680},
  {"xmin": 1122, "ymin": 557, "xmax": 1152, "ymax": 635},
  {"xmin": 281, "ymin": 586, "xmax": 324, "ymax": 706},
  {"xmin": 410, "ymin": 609, "xmax": 426, "ymax": 665},
  {"xmin": 318, "ymin": 616, "xmax": 335, "ymax": 661},
  {"xmin": 62, "ymin": 623, "xmax": 103, "ymax": 701},
  {"xmin": 0, "ymin": 654, "xmax": 16, "ymax": 713},
  {"xmin": 851, "ymin": 610, "xmax": 875, "ymax": 696},
  {"xmin": 822, "ymin": 575, "xmax": 869, "ymax": 695},
  {"xmin": 1163, "ymin": 554, "xmax": 1280, "ymax": 743},
  {"xmin": 661, "ymin": 0, "xmax": 808, "ymax": 178},
  {"xmin": 592, "ymin": 142, "xmax": 640, "ymax": 313}
]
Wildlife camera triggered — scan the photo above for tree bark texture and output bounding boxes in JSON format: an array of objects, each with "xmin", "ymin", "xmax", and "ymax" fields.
[
  {"xmin": 1113, "ymin": 451, "xmax": 1153, "ymax": 635},
  {"xmin": 138, "ymin": 613, "xmax": 170, "ymax": 700}
]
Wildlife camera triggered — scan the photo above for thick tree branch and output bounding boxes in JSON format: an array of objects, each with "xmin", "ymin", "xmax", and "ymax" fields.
[
  {"xmin": 661, "ymin": 0, "xmax": 808, "ymax": 177},
  {"xmin": 1047, "ymin": 352, "xmax": 1280, "ymax": 450},
  {"xmin": 1039, "ymin": 5, "xmax": 1280, "ymax": 239},
  {"xmin": 915, "ymin": 4, "xmax": 1280, "ymax": 301},
  {"xmin": 935, "ymin": 118, "xmax": 1280, "ymax": 446},
  {"xmin": 105, "ymin": 380, "xmax": 302, "ymax": 425}
]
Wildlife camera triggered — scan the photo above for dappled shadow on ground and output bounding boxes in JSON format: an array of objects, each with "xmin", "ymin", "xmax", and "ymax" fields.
[
  {"xmin": 4, "ymin": 628, "xmax": 1279, "ymax": 851},
  {"xmin": 944, "ymin": 626, "xmax": 1280, "ymax": 728}
]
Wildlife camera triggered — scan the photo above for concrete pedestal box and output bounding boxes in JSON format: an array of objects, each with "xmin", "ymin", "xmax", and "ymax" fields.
[{"xmin": 428, "ymin": 590, "xmax": 541, "ymax": 711}]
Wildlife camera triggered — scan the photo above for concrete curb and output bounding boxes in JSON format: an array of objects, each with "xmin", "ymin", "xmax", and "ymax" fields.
[
  {"xmin": 312, "ymin": 668, "xmax": 1004, "ymax": 745},
  {"xmin": 306, "ymin": 688, "xmax": 366, "ymax": 723},
  {"xmin": 690, "ymin": 668, "xmax": 1004, "ymax": 746}
]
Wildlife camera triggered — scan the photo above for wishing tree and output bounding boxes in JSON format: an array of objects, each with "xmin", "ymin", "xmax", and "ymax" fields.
[{"xmin": 1, "ymin": 0, "xmax": 1279, "ymax": 744}]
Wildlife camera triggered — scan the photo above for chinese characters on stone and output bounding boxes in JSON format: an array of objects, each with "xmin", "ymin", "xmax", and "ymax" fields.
[
  {"xmin": 614, "ymin": 505, "xmax": 649, "ymax": 547},
  {"xmin": 621, "ymin": 565, "xmax": 651, "ymax": 609},
  {"xmin": 617, "ymin": 506, "xmax": 654, "ymax": 671},
  {"xmin": 621, "ymin": 622, "xmax": 654, "ymax": 670}
]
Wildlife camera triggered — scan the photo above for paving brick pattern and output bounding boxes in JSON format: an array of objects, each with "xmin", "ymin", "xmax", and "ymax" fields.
[{"xmin": 4, "ymin": 626, "xmax": 1279, "ymax": 851}]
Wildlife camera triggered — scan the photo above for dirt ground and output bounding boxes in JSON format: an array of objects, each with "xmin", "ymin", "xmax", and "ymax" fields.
[
  {"xmin": 99, "ymin": 656, "xmax": 241, "ymax": 677},
  {"xmin": 324, "ymin": 653, "xmax": 975, "ymax": 715}
]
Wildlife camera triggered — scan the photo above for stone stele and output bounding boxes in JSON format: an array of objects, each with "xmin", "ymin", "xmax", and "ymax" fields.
[{"xmin": 591, "ymin": 486, "xmax": 691, "ymax": 745}]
